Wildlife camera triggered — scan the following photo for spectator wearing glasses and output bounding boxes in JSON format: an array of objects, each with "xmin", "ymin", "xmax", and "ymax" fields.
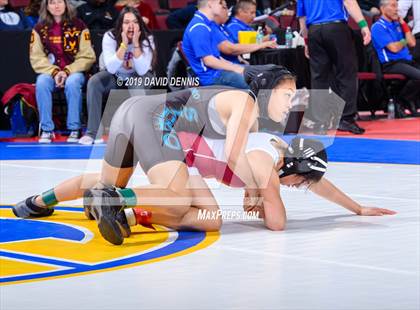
[{"xmin": 372, "ymin": 0, "xmax": 419, "ymax": 116}]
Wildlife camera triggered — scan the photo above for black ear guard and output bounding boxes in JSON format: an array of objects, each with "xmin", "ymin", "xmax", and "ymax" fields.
[{"xmin": 278, "ymin": 137, "xmax": 328, "ymax": 181}]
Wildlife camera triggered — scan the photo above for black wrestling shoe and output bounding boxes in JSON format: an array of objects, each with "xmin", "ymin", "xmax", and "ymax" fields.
[
  {"xmin": 338, "ymin": 120, "xmax": 365, "ymax": 135},
  {"xmin": 83, "ymin": 205, "xmax": 95, "ymax": 220},
  {"xmin": 12, "ymin": 196, "xmax": 54, "ymax": 218},
  {"xmin": 83, "ymin": 188, "xmax": 131, "ymax": 245}
]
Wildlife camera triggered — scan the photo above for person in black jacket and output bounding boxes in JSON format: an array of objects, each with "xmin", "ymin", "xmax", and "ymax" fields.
[
  {"xmin": 77, "ymin": 0, "xmax": 118, "ymax": 30},
  {"xmin": 166, "ymin": 2, "xmax": 197, "ymax": 30}
]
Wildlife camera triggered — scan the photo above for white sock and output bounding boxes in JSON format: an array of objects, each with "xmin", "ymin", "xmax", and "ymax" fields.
[{"xmin": 124, "ymin": 208, "xmax": 136, "ymax": 226}]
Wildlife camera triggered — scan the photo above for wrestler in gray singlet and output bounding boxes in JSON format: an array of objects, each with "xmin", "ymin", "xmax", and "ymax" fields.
[{"xmin": 104, "ymin": 86, "xmax": 254, "ymax": 172}]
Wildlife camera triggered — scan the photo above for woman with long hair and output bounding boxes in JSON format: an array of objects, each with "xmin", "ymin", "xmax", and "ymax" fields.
[
  {"xmin": 79, "ymin": 6, "xmax": 156, "ymax": 145},
  {"xmin": 30, "ymin": 0, "xmax": 96, "ymax": 143}
]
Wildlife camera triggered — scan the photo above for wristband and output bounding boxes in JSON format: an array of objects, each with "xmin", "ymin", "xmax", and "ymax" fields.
[
  {"xmin": 304, "ymin": 37, "xmax": 308, "ymax": 45},
  {"xmin": 358, "ymin": 19, "xmax": 368, "ymax": 29},
  {"xmin": 120, "ymin": 42, "xmax": 127, "ymax": 49},
  {"xmin": 401, "ymin": 22, "xmax": 410, "ymax": 34},
  {"xmin": 63, "ymin": 68, "xmax": 70, "ymax": 76},
  {"xmin": 400, "ymin": 39, "xmax": 407, "ymax": 46},
  {"xmin": 133, "ymin": 45, "xmax": 140, "ymax": 48}
]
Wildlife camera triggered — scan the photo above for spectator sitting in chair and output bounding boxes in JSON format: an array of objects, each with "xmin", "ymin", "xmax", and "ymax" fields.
[
  {"xmin": 372, "ymin": 0, "xmax": 420, "ymax": 117},
  {"xmin": 79, "ymin": 6, "xmax": 155, "ymax": 145},
  {"xmin": 182, "ymin": 0, "xmax": 248, "ymax": 88},
  {"xmin": 0, "ymin": 0, "xmax": 30, "ymax": 30},
  {"xmin": 226, "ymin": 0, "xmax": 271, "ymax": 43},
  {"xmin": 77, "ymin": 0, "xmax": 118, "ymax": 30},
  {"xmin": 30, "ymin": 0, "xmax": 96, "ymax": 143},
  {"xmin": 213, "ymin": 0, "xmax": 277, "ymax": 65}
]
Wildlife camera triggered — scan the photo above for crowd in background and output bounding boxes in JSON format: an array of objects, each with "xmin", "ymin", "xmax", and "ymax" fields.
[{"xmin": 0, "ymin": 0, "xmax": 419, "ymax": 142}]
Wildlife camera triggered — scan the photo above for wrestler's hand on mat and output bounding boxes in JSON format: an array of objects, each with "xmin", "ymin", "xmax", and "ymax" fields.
[{"xmin": 358, "ymin": 207, "xmax": 397, "ymax": 216}]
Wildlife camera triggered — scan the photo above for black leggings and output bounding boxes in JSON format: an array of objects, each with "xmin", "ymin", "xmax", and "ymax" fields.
[{"xmin": 383, "ymin": 60, "xmax": 420, "ymax": 102}]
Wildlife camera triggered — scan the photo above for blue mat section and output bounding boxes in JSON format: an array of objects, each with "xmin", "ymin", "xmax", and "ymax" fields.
[{"xmin": 0, "ymin": 138, "xmax": 419, "ymax": 164}]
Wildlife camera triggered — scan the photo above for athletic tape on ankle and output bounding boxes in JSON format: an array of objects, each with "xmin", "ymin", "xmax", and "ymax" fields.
[
  {"xmin": 124, "ymin": 208, "xmax": 137, "ymax": 226},
  {"xmin": 41, "ymin": 189, "xmax": 58, "ymax": 207},
  {"xmin": 118, "ymin": 188, "xmax": 137, "ymax": 207}
]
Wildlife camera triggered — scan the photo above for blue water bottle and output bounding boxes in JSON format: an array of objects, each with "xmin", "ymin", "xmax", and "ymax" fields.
[{"xmin": 285, "ymin": 26, "xmax": 293, "ymax": 48}]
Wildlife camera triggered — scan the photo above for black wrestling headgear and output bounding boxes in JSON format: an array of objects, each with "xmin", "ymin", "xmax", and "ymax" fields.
[
  {"xmin": 244, "ymin": 65, "xmax": 295, "ymax": 118},
  {"xmin": 278, "ymin": 137, "xmax": 328, "ymax": 182}
]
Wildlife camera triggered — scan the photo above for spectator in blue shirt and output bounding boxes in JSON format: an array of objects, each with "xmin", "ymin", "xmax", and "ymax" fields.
[
  {"xmin": 226, "ymin": 0, "xmax": 255, "ymax": 43},
  {"xmin": 213, "ymin": 1, "xmax": 277, "ymax": 64},
  {"xmin": 298, "ymin": 0, "xmax": 371, "ymax": 134},
  {"xmin": 372, "ymin": 0, "xmax": 419, "ymax": 116},
  {"xmin": 182, "ymin": 0, "xmax": 248, "ymax": 88},
  {"xmin": 226, "ymin": 0, "xmax": 273, "ymax": 43}
]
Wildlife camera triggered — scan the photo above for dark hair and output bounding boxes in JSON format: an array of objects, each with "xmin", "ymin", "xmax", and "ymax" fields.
[
  {"xmin": 38, "ymin": 0, "xmax": 76, "ymax": 26},
  {"xmin": 25, "ymin": 0, "xmax": 42, "ymax": 16},
  {"xmin": 233, "ymin": 0, "xmax": 256, "ymax": 16},
  {"xmin": 110, "ymin": 6, "xmax": 156, "ymax": 67}
]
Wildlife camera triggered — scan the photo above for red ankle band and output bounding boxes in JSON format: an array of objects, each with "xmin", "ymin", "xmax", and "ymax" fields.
[{"xmin": 133, "ymin": 208, "xmax": 152, "ymax": 225}]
